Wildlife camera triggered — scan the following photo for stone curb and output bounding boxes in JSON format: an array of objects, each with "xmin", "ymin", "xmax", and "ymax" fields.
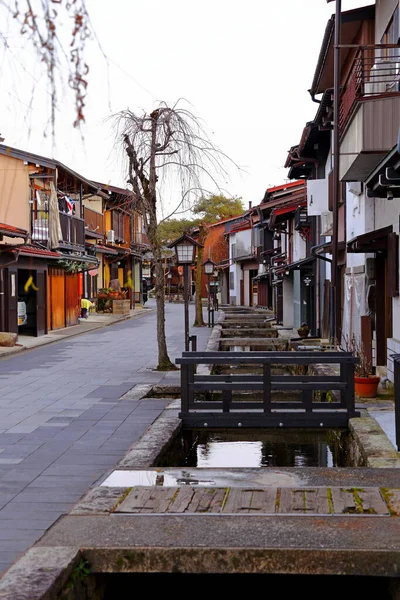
[{"xmin": 0, "ymin": 547, "xmax": 80, "ymax": 600}]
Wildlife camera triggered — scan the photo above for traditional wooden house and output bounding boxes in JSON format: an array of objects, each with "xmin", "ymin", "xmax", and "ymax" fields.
[
  {"xmin": 93, "ymin": 182, "xmax": 150, "ymax": 307},
  {"xmin": 252, "ymin": 182, "xmax": 314, "ymax": 329},
  {"xmin": 286, "ymin": 0, "xmax": 400, "ymax": 382},
  {"xmin": 0, "ymin": 144, "xmax": 101, "ymax": 335}
]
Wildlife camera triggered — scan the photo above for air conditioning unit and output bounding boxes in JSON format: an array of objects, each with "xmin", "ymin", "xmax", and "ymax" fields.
[{"xmin": 107, "ymin": 229, "xmax": 115, "ymax": 243}]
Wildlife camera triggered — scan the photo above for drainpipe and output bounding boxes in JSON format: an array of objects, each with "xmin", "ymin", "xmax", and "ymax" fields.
[
  {"xmin": 308, "ymin": 89, "xmax": 321, "ymax": 104},
  {"xmin": 311, "ymin": 242, "xmax": 332, "ymax": 264},
  {"xmin": 329, "ymin": 0, "xmax": 342, "ymax": 343}
]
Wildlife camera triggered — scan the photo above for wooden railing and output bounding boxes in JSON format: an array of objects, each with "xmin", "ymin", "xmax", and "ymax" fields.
[
  {"xmin": 176, "ymin": 351, "xmax": 359, "ymax": 428},
  {"xmin": 340, "ymin": 44, "xmax": 400, "ymax": 133},
  {"xmin": 132, "ymin": 231, "xmax": 149, "ymax": 245},
  {"xmin": 59, "ymin": 212, "xmax": 85, "ymax": 247},
  {"xmin": 84, "ymin": 207, "xmax": 104, "ymax": 235},
  {"xmin": 391, "ymin": 353, "xmax": 400, "ymax": 451}
]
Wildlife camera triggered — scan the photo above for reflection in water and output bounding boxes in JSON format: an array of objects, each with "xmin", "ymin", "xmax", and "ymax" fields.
[{"xmin": 157, "ymin": 429, "xmax": 350, "ymax": 468}]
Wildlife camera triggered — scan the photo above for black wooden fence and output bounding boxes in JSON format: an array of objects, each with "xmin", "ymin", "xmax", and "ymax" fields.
[
  {"xmin": 176, "ymin": 351, "xmax": 359, "ymax": 428},
  {"xmin": 391, "ymin": 354, "xmax": 400, "ymax": 450}
]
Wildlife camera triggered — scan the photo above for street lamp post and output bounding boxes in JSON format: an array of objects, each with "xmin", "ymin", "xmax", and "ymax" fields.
[
  {"xmin": 167, "ymin": 272, "xmax": 172, "ymax": 302},
  {"xmin": 213, "ymin": 268, "xmax": 219, "ymax": 312},
  {"xmin": 203, "ymin": 258, "xmax": 215, "ymax": 328},
  {"xmin": 169, "ymin": 234, "xmax": 203, "ymax": 351}
]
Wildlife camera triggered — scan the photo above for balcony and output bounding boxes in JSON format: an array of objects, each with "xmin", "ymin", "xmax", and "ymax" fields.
[
  {"xmin": 132, "ymin": 231, "xmax": 150, "ymax": 246},
  {"xmin": 31, "ymin": 208, "xmax": 84, "ymax": 249},
  {"xmin": 339, "ymin": 44, "xmax": 400, "ymax": 181},
  {"xmin": 231, "ymin": 243, "xmax": 259, "ymax": 262},
  {"xmin": 59, "ymin": 212, "xmax": 85, "ymax": 249},
  {"xmin": 84, "ymin": 207, "xmax": 104, "ymax": 238}
]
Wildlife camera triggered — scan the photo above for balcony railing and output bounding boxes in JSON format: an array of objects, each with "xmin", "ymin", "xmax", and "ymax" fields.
[
  {"xmin": 132, "ymin": 231, "xmax": 149, "ymax": 246},
  {"xmin": 31, "ymin": 208, "xmax": 49, "ymax": 244},
  {"xmin": 340, "ymin": 44, "xmax": 400, "ymax": 133},
  {"xmin": 31, "ymin": 207, "xmax": 84, "ymax": 248},
  {"xmin": 59, "ymin": 212, "xmax": 85, "ymax": 247},
  {"xmin": 84, "ymin": 207, "xmax": 104, "ymax": 235}
]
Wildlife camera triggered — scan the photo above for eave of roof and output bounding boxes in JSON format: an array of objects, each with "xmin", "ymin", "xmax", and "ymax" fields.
[
  {"xmin": 0, "ymin": 223, "xmax": 29, "ymax": 239},
  {"xmin": 91, "ymin": 181, "xmax": 136, "ymax": 198},
  {"xmin": 265, "ymin": 180, "xmax": 305, "ymax": 194},
  {"xmin": 258, "ymin": 189, "xmax": 307, "ymax": 212},
  {"xmin": 310, "ymin": 5, "xmax": 375, "ymax": 96},
  {"xmin": 1, "ymin": 245, "xmax": 61, "ymax": 259},
  {"xmin": 0, "ymin": 144, "xmax": 108, "ymax": 198}
]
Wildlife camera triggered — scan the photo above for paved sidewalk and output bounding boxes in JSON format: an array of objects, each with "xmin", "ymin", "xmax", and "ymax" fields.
[
  {"xmin": 0, "ymin": 299, "xmax": 214, "ymax": 574},
  {"xmin": 0, "ymin": 305, "xmax": 153, "ymax": 358}
]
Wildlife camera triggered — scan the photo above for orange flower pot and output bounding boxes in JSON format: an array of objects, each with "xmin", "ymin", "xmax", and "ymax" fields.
[{"xmin": 354, "ymin": 375, "xmax": 380, "ymax": 398}]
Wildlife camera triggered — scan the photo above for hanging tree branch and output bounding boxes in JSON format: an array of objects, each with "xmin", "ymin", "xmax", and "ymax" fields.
[{"xmin": 113, "ymin": 100, "xmax": 241, "ymax": 370}]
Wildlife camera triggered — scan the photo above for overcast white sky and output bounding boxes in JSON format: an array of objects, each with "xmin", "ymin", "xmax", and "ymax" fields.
[{"xmin": 1, "ymin": 0, "xmax": 374, "ymax": 215}]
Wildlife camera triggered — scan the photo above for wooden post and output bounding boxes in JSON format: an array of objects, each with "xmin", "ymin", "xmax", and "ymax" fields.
[
  {"xmin": 181, "ymin": 363, "xmax": 189, "ymax": 416},
  {"xmin": 263, "ymin": 363, "xmax": 271, "ymax": 413},
  {"xmin": 222, "ymin": 390, "xmax": 231, "ymax": 413},
  {"xmin": 392, "ymin": 354, "xmax": 400, "ymax": 451}
]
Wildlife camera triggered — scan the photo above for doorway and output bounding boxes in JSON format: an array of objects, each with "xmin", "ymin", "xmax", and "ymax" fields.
[{"xmin": 17, "ymin": 269, "xmax": 47, "ymax": 336}]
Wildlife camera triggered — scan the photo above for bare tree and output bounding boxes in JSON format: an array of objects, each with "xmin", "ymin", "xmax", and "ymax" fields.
[
  {"xmin": 0, "ymin": 0, "xmax": 94, "ymax": 138},
  {"xmin": 115, "ymin": 101, "xmax": 235, "ymax": 370}
]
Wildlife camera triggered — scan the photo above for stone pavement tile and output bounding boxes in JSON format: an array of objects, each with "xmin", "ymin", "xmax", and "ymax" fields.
[
  {"xmin": 0, "ymin": 434, "xmax": 26, "ymax": 444},
  {"xmin": 53, "ymin": 453, "xmax": 120, "ymax": 466},
  {"xmin": 0, "ymin": 492, "xmax": 19, "ymax": 509},
  {"xmin": 0, "ymin": 538, "xmax": 40, "ymax": 553},
  {"xmin": 0, "ymin": 529, "xmax": 43, "ymax": 542},
  {"xmin": 58, "ymin": 410, "xmax": 85, "ymax": 417},
  {"xmin": 12, "ymin": 489, "xmax": 83, "ymax": 503},
  {"xmin": 0, "ymin": 445, "xmax": 44, "ymax": 459},
  {"xmin": 26, "ymin": 476, "xmax": 90, "ymax": 490},
  {"xmin": 42, "ymin": 463, "xmax": 105, "ymax": 477},
  {"xmin": 0, "ymin": 459, "xmax": 23, "ymax": 465},
  {"xmin": 0, "ymin": 517, "xmax": 57, "ymax": 531},
  {"xmin": 1, "ymin": 468, "xmax": 46, "ymax": 483},
  {"xmin": 6, "ymin": 425, "xmax": 40, "ymax": 434}
]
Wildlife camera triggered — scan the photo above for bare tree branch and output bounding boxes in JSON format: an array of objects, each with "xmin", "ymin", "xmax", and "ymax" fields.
[{"xmin": 113, "ymin": 100, "xmax": 241, "ymax": 369}]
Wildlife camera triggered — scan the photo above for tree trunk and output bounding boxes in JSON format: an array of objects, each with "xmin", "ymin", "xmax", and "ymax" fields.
[
  {"xmin": 153, "ymin": 247, "xmax": 174, "ymax": 370},
  {"xmin": 147, "ymin": 215, "xmax": 175, "ymax": 371},
  {"xmin": 194, "ymin": 244, "xmax": 205, "ymax": 326}
]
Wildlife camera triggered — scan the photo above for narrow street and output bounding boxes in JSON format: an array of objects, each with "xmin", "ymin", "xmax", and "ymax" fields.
[{"xmin": 0, "ymin": 300, "xmax": 213, "ymax": 573}]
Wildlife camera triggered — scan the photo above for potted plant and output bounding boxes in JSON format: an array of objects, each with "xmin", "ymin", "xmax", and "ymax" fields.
[
  {"xmin": 343, "ymin": 334, "xmax": 380, "ymax": 398},
  {"xmin": 297, "ymin": 322, "xmax": 310, "ymax": 338}
]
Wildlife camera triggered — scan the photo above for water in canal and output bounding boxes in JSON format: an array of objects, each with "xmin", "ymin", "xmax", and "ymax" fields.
[{"xmin": 156, "ymin": 428, "xmax": 351, "ymax": 468}]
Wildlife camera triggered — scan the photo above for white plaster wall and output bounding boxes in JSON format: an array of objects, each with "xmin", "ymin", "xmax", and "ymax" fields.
[
  {"xmin": 84, "ymin": 196, "xmax": 103, "ymax": 213},
  {"xmin": 346, "ymin": 187, "xmax": 375, "ymax": 269},
  {"xmin": 307, "ymin": 179, "xmax": 329, "ymax": 215},
  {"xmin": 235, "ymin": 228, "xmax": 252, "ymax": 257},
  {"xmin": 292, "ymin": 230, "xmax": 306, "ymax": 262},
  {"xmin": 283, "ymin": 277, "xmax": 294, "ymax": 327}
]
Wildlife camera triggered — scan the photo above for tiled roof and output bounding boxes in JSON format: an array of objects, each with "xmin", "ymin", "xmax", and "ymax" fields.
[{"xmin": 0, "ymin": 223, "xmax": 29, "ymax": 239}]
